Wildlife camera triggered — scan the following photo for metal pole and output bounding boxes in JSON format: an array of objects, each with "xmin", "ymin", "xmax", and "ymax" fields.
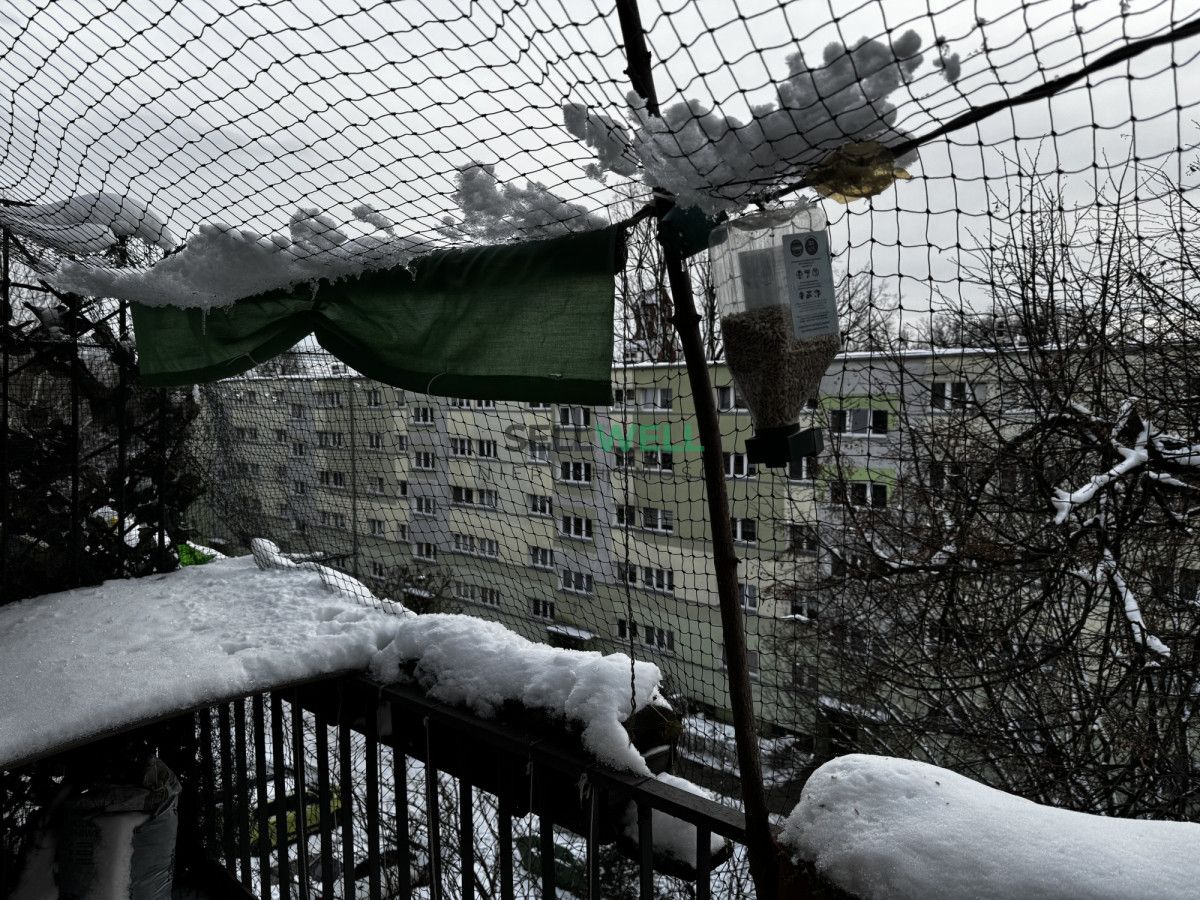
[
  {"xmin": 1, "ymin": 228, "xmax": 9, "ymax": 598},
  {"xmin": 349, "ymin": 376, "xmax": 360, "ymax": 578},
  {"xmin": 612, "ymin": 3, "xmax": 781, "ymax": 896}
]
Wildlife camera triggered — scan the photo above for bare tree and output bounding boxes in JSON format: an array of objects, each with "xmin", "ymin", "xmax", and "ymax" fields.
[{"xmin": 769, "ymin": 162, "xmax": 1200, "ymax": 819}]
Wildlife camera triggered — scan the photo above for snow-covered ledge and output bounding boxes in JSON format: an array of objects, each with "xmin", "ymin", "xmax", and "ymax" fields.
[
  {"xmin": 0, "ymin": 543, "xmax": 672, "ymax": 777},
  {"xmin": 780, "ymin": 754, "xmax": 1200, "ymax": 900},
  {"xmin": 0, "ymin": 554, "xmax": 405, "ymax": 768}
]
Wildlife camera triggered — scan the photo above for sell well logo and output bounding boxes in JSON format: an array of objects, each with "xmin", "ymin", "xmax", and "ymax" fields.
[
  {"xmin": 502, "ymin": 420, "xmax": 704, "ymax": 452},
  {"xmin": 594, "ymin": 421, "xmax": 703, "ymax": 452}
]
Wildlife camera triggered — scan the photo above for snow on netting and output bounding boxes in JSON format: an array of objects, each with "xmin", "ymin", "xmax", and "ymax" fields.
[{"xmin": 3, "ymin": 0, "xmax": 1200, "ymax": 845}]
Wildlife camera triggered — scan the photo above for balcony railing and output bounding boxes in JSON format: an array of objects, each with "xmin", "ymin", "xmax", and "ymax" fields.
[{"xmin": 0, "ymin": 672, "xmax": 751, "ymax": 899}]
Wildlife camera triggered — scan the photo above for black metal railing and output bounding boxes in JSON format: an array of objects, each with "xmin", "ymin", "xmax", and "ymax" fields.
[{"xmin": 187, "ymin": 674, "xmax": 750, "ymax": 900}]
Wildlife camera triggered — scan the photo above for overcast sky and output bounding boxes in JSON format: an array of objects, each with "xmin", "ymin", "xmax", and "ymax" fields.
[{"xmin": 1, "ymin": 0, "xmax": 1198, "ymax": 318}]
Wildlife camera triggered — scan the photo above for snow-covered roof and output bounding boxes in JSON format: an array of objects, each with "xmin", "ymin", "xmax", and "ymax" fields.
[{"xmin": 780, "ymin": 754, "xmax": 1200, "ymax": 900}]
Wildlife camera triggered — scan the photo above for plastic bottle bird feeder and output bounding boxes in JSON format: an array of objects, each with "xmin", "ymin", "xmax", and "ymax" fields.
[{"xmin": 709, "ymin": 204, "xmax": 840, "ymax": 468}]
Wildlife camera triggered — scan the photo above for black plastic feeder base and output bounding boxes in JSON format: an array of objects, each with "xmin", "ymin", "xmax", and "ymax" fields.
[{"xmin": 746, "ymin": 425, "xmax": 824, "ymax": 469}]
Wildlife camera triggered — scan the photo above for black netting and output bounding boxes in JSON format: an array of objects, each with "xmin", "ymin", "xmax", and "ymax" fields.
[{"xmin": 3, "ymin": 0, "xmax": 1200, "ymax": 857}]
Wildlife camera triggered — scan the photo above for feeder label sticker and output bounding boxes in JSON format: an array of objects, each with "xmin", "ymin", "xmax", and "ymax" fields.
[{"xmin": 781, "ymin": 231, "xmax": 838, "ymax": 339}]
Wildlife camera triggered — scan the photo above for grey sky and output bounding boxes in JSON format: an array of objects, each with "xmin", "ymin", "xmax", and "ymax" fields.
[{"xmin": 0, "ymin": 0, "xmax": 1197, "ymax": 317}]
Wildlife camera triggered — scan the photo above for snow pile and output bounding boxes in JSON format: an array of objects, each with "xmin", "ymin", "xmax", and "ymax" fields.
[
  {"xmin": 567, "ymin": 31, "xmax": 943, "ymax": 212},
  {"xmin": 780, "ymin": 754, "xmax": 1200, "ymax": 900},
  {"xmin": 0, "ymin": 554, "xmax": 406, "ymax": 767},
  {"xmin": 251, "ymin": 537, "xmax": 411, "ymax": 617},
  {"xmin": 439, "ymin": 162, "xmax": 607, "ymax": 243},
  {"xmin": 54, "ymin": 209, "xmax": 423, "ymax": 310},
  {"xmin": 0, "ymin": 192, "xmax": 177, "ymax": 256},
  {"xmin": 369, "ymin": 613, "xmax": 664, "ymax": 774},
  {"xmin": 621, "ymin": 772, "xmax": 727, "ymax": 866}
]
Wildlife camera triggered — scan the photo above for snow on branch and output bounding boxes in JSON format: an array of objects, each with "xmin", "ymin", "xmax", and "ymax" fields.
[
  {"xmin": 566, "ymin": 30, "xmax": 952, "ymax": 212},
  {"xmin": 1095, "ymin": 550, "xmax": 1171, "ymax": 657},
  {"xmin": 1051, "ymin": 412, "xmax": 1150, "ymax": 524}
]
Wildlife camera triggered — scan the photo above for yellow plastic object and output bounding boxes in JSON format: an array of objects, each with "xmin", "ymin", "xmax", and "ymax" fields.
[{"xmin": 811, "ymin": 141, "xmax": 912, "ymax": 203}]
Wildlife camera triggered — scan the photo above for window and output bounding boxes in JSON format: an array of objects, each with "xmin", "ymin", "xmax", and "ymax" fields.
[
  {"xmin": 474, "ymin": 399, "xmax": 496, "ymax": 409},
  {"xmin": 560, "ymin": 515, "xmax": 593, "ymax": 540},
  {"xmin": 528, "ymin": 494, "xmax": 553, "ymax": 517},
  {"xmin": 530, "ymin": 598, "xmax": 555, "ymax": 620},
  {"xmin": 559, "ymin": 461, "xmax": 593, "ymax": 483},
  {"xmin": 235, "ymin": 461, "xmax": 261, "ymax": 476},
  {"xmin": 560, "ymin": 569, "xmax": 594, "ymax": 595},
  {"xmin": 558, "ymin": 406, "xmax": 592, "ymax": 427},
  {"xmin": 528, "ymin": 440, "xmax": 551, "ymax": 463},
  {"xmin": 317, "ymin": 431, "xmax": 344, "ymax": 448},
  {"xmin": 642, "ymin": 624, "xmax": 675, "ymax": 652},
  {"xmin": 788, "ymin": 455, "xmax": 820, "ymax": 480},
  {"xmin": 398, "ymin": 480, "xmax": 408, "ymax": 497},
  {"xmin": 829, "ymin": 408, "xmax": 889, "ymax": 436},
  {"xmin": 790, "ymin": 595, "xmax": 820, "ymax": 620},
  {"xmin": 275, "ymin": 429, "xmax": 287, "ymax": 443},
  {"xmin": 617, "ymin": 618, "xmax": 637, "ymax": 640},
  {"xmin": 292, "ymin": 442, "xmax": 305, "ymax": 458},
  {"xmin": 368, "ymin": 476, "xmax": 386, "ymax": 496},
  {"xmin": 477, "ymin": 439, "xmax": 498, "ymax": 459},
  {"xmin": 450, "ymin": 438, "xmax": 473, "ymax": 457},
  {"xmin": 413, "ymin": 451, "xmax": 436, "ymax": 470},
  {"xmin": 454, "ymin": 533, "xmax": 498, "ymax": 557},
  {"xmin": 637, "ymin": 387, "xmax": 672, "ymax": 410},
  {"xmin": 642, "ymin": 507, "xmax": 673, "ymax": 533},
  {"xmin": 931, "ymin": 380, "xmax": 970, "ymax": 411},
  {"xmin": 368, "ymin": 518, "xmax": 386, "ymax": 536},
  {"xmin": 788, "ymin": 523, "xmax": 819, "ymax": 555},
  {"xmin": 643, "ymin": 449, "xmax": 674, "ymax": 471},
  {"xmin": 642, "ymin": 567, "xmax": 674, "ymax": 594},
  {"xmin": 320, "ymin": 392, "xmax": 343, "ymax": 408},
  {"xmin": 723, "ymin": 646, "xmax": 761, "ymax": 682},
  {"xmin": 723, "ymin": 452, "xmax": 757, "ymax": 478},
  {"xmin": 234, "ymin": 426, "xmax": 259, "ymax": 441},
  {"xmin": 291, "ymin": 480, "xmax": 307, "ymax": 495},
  {"xmin": 290, "ymin": 403, "xmax": 304, "ymax": 419},
  {"xmin": 448, "ymin": 397, "xmax": 470, "ymax": 408},
  {"xmin": 730, "ymin": 517, "xmax": 757, "ymax": 544},
  {"xmin": 319, "ymin": 511, "xmax": 347, "ymax": 528},
  {"xmin": 793, "ymin": 662, "xmax": 818, "ymax": 691},
  {"xmin": 833, "ymin": 481, "xmax": 888, "ymax": 509},
  {"xmin": 739, "ymin": 582, "xmax": 759, "ymax": 613},
  {"xmin": 413, "ymin": 496, "xmax": 437, "ymax": 517},
  {"xmin": 394, "ymin": 433, "xmax": 408, "ymax": 452},
  {"xmin": 413, "ymin": 541, "xmax": 437, "ymax": 561},
  {"xmin": 367, "ymin": 432, "xmax": 384, "ymax": 449},
  {"xmin": 457, "ymin": 583, "xmax": 502, "ymax": 607},
  {"xmin": 412, "ymin": 406, "xmax": 434, "ymax": 425},
  {"xmin": 716, "ymin": 385, "xmax": 748, "ymax": 412},
  {"xmin": 318, "ymin": 470, "xmax": 346, "ymax": 488},
  {"xmin": 370, "ymin": 560, "xmax": 388, "ymax": 579},
  {"xmin": 452, "ymin": 486, "xmax": 498, "ymax": 508},
  {"xmin": 366, "ymin": 389, "xmax": 383, "ymax": 407},
  {"xmin": 528, "ymin": 401, "xmax": 551, "ymax": 410},
  {"xmin": 612, "ymin": 389, "xmax": 628, "ymax": 406},
  {"xmin": 613, "ymin": 449, "xmax": 636, "ymax": 469},
  {"xmin": 618, "ymin": 563, "xmax": 638, "ymax": 584},
  {"xmin": 528, "ymin": 546, "xmax": 554, "ymax": 570}
]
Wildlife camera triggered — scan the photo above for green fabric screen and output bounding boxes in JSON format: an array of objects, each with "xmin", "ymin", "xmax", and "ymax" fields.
[{"xmin": 132, "ymin": 226, "xmax": 621, "ymax": 404}]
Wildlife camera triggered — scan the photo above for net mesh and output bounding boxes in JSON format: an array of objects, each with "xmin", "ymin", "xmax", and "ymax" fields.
[{"xmin": 3, "ymin": 0, "xmax": 1200, "ymax": 827}]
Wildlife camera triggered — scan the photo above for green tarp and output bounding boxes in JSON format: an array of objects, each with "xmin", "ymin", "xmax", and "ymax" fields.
[{"xmin": 132, "ymin": 226, "xmax": 621, "ymax": 404}]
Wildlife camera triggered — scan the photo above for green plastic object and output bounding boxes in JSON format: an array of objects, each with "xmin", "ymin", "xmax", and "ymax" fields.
[{"xmin": 132, "ymin": 227, "xmax": 622, "ymax": 405}]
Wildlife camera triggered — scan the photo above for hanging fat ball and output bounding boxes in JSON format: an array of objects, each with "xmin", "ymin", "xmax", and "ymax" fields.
[{"xmin": 811, "ymin": 140, "xmax": 912, "ymax": 204}]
